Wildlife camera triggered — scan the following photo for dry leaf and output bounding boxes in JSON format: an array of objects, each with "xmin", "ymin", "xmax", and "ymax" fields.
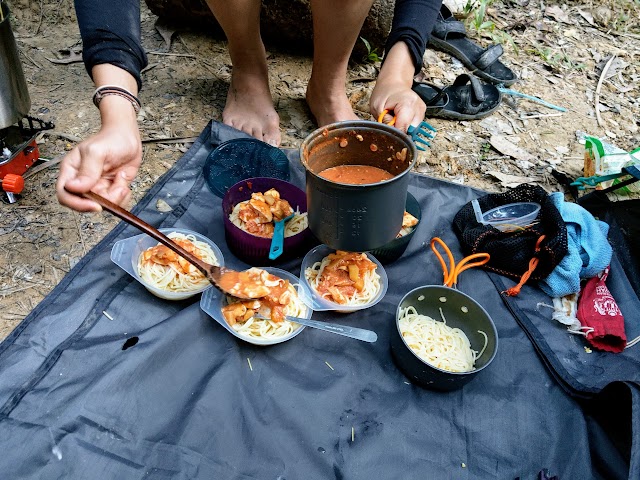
[
  {"xmin": 487, "ymin": 171, "xmax": 542, "ymax": 188},
  {"xmin": 155, "ymin": 19, "xmax": 177, "ymax": 52},
  {"xmin": 155, "ymin": 199, "xmax": 173, "ymax": 212},
  {"xmin": 578, "ymin": 9, "xmax": 595, "ymax": 26},
  {"xmin": 489, "ymin": 135, "xmax": 536, "ymax": 163},
  {"xmin": 545, "ymin": 6, "xmax": 571, "ymax": 24},
  {"xmin": 46, "ymin": 47, "xmax": 83, "ymax": 65}
]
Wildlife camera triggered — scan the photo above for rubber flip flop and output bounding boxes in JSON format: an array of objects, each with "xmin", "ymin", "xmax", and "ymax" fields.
[
  {"xmin": 428, "ymin": 5, "xmax": 518, "ymax": 86},
  {"xmin": 413, "ymin": 74, "xmax": 502, "ymax": 121}
]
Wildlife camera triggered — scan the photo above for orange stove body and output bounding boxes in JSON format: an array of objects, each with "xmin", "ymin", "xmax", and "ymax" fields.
[{"xmin": 0, "ymin": 136, "xmax": 39, "ymax": 179}]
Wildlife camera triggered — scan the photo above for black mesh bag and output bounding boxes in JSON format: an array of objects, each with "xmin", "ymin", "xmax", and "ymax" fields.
[{"xmin": 453, "ymin": 184, "xmax": 568, "ymax": 293}]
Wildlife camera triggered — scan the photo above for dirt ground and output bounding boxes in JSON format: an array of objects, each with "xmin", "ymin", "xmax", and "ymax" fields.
[{"xmin": 1, "ymin": 0, "xmax": 638, "ymax": 340}]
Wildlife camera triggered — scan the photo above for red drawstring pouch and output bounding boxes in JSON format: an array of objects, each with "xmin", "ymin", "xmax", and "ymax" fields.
[{"xmin": 577, "ymin": 267, "xmax": 626, "ymax": 353}]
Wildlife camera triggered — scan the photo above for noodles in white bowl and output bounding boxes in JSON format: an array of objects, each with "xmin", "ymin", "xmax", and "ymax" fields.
[
  {"xmin": 221, "ymin": 269, "xmax": 307, "ymax": 341},
  {"xmin": 137, "ymin": 232, "xmax": 219, "ymax": 293},
  {"xmin": 398, "ymin": 306, "xmax": 488, "ymax": 373},
  {"xmin": 304, "ymin": 250, "xmax": 381, "ymax": 306}
]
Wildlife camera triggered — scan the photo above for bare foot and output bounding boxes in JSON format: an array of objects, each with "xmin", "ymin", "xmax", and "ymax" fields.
[
  {"xmin": 306, "ymin": 78, "xmax": 360, "ymax": 127},
  {"xmin": 223, "ymin": 66, "xmax": 281, "ymax": 146}
]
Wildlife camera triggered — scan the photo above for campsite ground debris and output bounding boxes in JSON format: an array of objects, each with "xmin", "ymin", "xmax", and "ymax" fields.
[
  {"xmin": 102, "ymin": 311, "xmax": 114, "ymax": 321},
  {"xmin": 1, "ymin": 1, "xmax": 639, "ymax": 340},
  {"xmin": 247, "ymin": 358, "xmax": 253, "ymax": 371},
  {"xmin": 325, "ymin": 361, "xmax": 334, "ymax": 371}
]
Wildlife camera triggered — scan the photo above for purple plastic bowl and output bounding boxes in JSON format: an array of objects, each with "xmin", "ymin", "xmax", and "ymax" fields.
[{"xmin": 222, "ymin": 177, "xmax": 313, "ymax": 264}]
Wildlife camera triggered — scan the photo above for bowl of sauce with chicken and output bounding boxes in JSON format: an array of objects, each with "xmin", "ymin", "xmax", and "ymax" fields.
[{"xmin": 222, "ymin": 177, "xmax": 313, "ymax": 264}]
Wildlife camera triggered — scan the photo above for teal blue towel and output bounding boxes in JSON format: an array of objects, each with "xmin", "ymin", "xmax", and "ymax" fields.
[{"xmin": 540, "ymin": 193, "xmax": 612, "ymax": 297}]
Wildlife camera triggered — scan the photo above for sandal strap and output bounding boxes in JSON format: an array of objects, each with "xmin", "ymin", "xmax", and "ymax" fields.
[
  {"xmin": 452, "ymin": 74, "xmax": 486, "ymax": 103},
  {"xmin": 432, "ymin": 19, "xmax": 467, "ymax": 40},
  {"xmin": 412, "ymin": 82, "xmax": 448, "ymax": 107},
  {"xmin": 475, "ymin": 44, "xmax": 504, "ymax": 71}
]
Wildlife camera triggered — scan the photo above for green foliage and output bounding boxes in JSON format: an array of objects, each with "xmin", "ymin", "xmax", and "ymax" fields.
[
  {"xmin": 464, "ymin": 0, "xmax": 518, "ymax": 54},
  {"xmin": 528, "ymin": 47, "xmax": 586, "ymax": 71},
  {"xmin": 360, "ymin": 36, "xmax": 381, "ymax": 64}
]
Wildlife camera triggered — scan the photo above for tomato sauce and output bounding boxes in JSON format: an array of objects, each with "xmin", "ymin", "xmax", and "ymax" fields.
[{"xmin": 319, "ymin": 165, "xmax": 394, "ymax": 184}]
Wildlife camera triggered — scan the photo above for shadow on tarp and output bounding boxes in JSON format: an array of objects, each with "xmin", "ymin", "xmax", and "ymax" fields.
[{"xmin": 0, "ymin": 121, "xmax": 637, "ymax": 479}]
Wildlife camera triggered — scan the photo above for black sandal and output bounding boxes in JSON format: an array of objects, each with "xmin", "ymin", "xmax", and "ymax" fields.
[
  {"xmin": 428, "ymin": 5, "xmax": 518, "ymax": 86},
  {"xmin": 413, "ymin": 74, "xmax": 502, "ymax": 120}
]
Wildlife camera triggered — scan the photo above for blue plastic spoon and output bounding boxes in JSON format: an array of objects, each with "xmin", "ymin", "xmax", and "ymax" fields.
[{"xmin": 269, "ymin": 213, "xmax": 294, "ymax": 260}]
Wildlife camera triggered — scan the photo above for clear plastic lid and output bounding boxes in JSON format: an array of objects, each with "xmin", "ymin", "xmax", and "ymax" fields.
[
  {"xmin": 111, "ymin": 228, "xmax": 224, "ymax": 301},
  {"xmin": 199, "ymin": 267, "xmax": 310, "ymax": 346},
  {"xmin": 472, "ymin": 200, "xmax": 541, "ymax": 232},
  {"xmin": 299, "ymin": 244, "xmax": 389, "ymax": 312}
]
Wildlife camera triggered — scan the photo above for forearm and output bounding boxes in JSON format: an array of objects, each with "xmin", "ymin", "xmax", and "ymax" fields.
[
  {"xmin": 377, "ymin": 42, "xmax": 415, "ymax": 88},
  {"xmin": 384, "ymin": 0, "xmax": 442, "ymax": 74},
  {"xmin": 74, "ymin": 0, "xmax": 147, "ymax": 90}
]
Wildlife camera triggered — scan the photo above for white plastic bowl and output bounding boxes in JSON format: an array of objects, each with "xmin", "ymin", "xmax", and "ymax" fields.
[
  {"xmin": 111, "ymin": 228, "xmax": 224, "ymax": 301},
  {"xmin": 299, "ymin": 244, "xmax": 388, "ymax": 312},
  {"xmin": 199, "ymin": 267, "xmax": 310, "ymax": 346}
]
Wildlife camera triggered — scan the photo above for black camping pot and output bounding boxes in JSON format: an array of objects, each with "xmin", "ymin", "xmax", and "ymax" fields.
[
  {"xmin": 391, "ymin": 285, "xmax": 498, "ymax": 391},
  {"xmin": 300, "ymin": 121, "xmax": 417, "ymax": 251}
]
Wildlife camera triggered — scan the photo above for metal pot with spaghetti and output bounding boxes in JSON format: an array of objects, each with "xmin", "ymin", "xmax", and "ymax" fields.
[
  {"xmin": 300, "ymin": 244, "xmax": 388, "ymax": 313},
  {"xmin": 110, "ymin": 228, "xmax": 224, "ymax": 301},
  {"xmin": 200, "ymin": 267, "xmax": 312, "ymax": 346},
  {"xmin": 222, "ymin": 177, "xmax": 313, "ymax": 264},
  {"xmin": 390, "ymin": 238, "xmax": 498, "ymax": 390}
]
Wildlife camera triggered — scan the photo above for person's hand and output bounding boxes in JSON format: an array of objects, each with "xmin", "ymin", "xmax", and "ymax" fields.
[
  {"xmin": 370, "ymin": 80, "xmax": 426, "ymax": 133},
  {"xmin": 56, "ymin": 96, "xmax": 142, "ymax": 212},
  {"xmin": 369, "ymin": 41, "xmax": 426, "ymax": 133}
]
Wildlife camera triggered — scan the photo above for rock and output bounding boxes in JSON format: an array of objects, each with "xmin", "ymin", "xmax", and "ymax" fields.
[{"xmin": 143, "ymin": 0, "xmax": 394, "ymax": 56}]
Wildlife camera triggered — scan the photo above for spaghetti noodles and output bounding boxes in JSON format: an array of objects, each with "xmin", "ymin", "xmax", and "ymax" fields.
[
  {"xmin": 221, "ymin": 269, "xmax": 307, "ymax": 340},
  {"xmin": 230, "ymin": 188, "xmax": 308, "ymax": 238},
  {"xmin": 304, "ymin": 251, "xmax": 381, "ymax": 305},
  {"xmin": 137, "ymin": 232, "xmax": 218, "ymax": 292},
  {"xmin": 398, "ymin": 306, "xmax": 487, "ymax": 373}
]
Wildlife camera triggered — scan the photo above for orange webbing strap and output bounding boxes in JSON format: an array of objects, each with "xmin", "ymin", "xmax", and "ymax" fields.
[{"xmin": 503, "ymin": 235, "xmax": 546, "ymax": 297}]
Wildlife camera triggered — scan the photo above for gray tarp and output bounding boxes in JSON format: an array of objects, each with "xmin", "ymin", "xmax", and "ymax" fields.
[{"xmin": 0, "ymin": 122, "xmax": 637, "ymax": 479}]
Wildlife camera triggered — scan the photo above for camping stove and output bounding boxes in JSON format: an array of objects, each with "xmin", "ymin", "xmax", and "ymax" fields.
[{"xmin": 0, "ymin": 116, "xmax": 54, "ymax": 203}]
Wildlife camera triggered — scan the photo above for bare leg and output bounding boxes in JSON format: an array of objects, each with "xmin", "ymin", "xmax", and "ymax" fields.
[
  {"xmin": 306, "ymin": 0, "xmax": 375, "ymax": 126},
  {"xmin": 204, "ymin": 0, "xmax": 281, "ymax": 146}
]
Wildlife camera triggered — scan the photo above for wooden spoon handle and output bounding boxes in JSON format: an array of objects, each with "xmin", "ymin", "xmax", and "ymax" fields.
[{"xmin": 84, "ymin": 191, "xmax": 211, "ymax": 275}]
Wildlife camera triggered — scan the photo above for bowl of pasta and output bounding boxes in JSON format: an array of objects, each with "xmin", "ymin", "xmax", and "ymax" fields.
[
  {"xmin": 300, "ymin": 245, "xmax": 388, "ymax": 312},
  {"xmin": 200, "ymin": 267, "xmax": 311, "ymax": 346},
  {"xmin": 110, "ymin": 228, "xmax": 224, "ymax": 300},
  {"xmin": 222, "ymin": 177, "xmax": 313, "ymax": 264},
  {"xmin": 391, "ymin": 285, "xmax": 498, "ymax": 390}
]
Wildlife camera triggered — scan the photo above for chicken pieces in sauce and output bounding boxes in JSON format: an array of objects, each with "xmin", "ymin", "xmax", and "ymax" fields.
[
  {"xmin": 237, "ymin": 189, "xmax": 294, "ymax": 238},
  {"xmin": 141, "ymin": 238, "xmax": 203, "ymax": 275},
  {"xmin": 221, "ymin": 269, "xmax": 293, "ymax": 325},
  {"xmin": 316, "ymin": 251, "xmax": 377, "ymax": 304}
]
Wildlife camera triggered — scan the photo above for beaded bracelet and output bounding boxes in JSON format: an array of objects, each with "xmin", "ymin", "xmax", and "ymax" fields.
[{"xmin": 92, "ymin": 85, "xmax": 142, "ymax": 114}]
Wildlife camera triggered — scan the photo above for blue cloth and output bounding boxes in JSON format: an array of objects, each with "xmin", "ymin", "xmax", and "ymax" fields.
[{"xmin": 540, "ymin": 192, "xmax": 612, "ymax": 297}]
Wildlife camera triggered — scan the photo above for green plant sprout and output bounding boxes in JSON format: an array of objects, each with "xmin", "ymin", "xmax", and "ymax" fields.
[{"xmin": 360, "ymin": 36, "xmax": 381, "ymax": 64}]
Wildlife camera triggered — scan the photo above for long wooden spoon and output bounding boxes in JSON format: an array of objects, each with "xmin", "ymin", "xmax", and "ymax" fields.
[{"xmin": 82, "ymin": 191, "xmax": 265, "ymax": 299}]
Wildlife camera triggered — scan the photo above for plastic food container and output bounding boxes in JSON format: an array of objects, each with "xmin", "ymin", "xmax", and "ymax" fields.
[
  {"xmin": 111, "ymin": 228, "xmax": 224, "ymax": 301},
  {"xmin": 472, "ymin": 200, "xmax": 541, "ymax": 232},
  {"xmin": 299, "ymin": 244, "xmax": 388, "ymax": 312},
  {"xmin": 370, "ymin": 192, "xmax": 422, "ymax": 264},
  {"xmin": 391, "ymin": 285, "xmax": 498, "ymax": 391},
  {"xmin": 222, "ymin": 177, "xmax": 314, "ymax": 265},
  {"xmin": 300, "ymin": 120, "xmax": 417, "ymax": 251},
  {"xmin": 199, "ymin": 267, "xmax": 311, "ymax": 346}
]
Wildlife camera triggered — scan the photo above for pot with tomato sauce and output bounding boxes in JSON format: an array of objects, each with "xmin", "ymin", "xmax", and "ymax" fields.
[{"xmin": 300, "ymin": 120, "xmax": 417, "ymax": 251}]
